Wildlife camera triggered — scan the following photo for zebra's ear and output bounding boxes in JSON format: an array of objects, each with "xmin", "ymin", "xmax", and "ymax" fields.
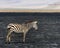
[{"xmin": 33, "ymin": 21, "xmax": 38, "ymax": 23}]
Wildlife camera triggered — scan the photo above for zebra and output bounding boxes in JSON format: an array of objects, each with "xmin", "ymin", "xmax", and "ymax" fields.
[{"xmin": 6, "ymin": 21, "xmax": 38, "ymax": 42}]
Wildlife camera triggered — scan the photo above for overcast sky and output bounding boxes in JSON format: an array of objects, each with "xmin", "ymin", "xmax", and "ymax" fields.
[{"xmin": 0, "ymin": 0, "xmax": 60, "ymax": 9}]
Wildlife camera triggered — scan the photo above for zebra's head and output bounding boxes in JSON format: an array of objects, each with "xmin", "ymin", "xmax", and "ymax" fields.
[{"xmin": 32, "ymin": 21, "xmax": 38, "ymax": 30}]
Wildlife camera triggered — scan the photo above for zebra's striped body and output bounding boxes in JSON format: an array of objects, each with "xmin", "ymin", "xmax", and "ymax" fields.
[{"xmin": 6, "ymin": 21, "xmax": 38, "ymax": 42}]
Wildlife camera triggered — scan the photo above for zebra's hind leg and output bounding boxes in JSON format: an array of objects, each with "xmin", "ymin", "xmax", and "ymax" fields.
[
  {"xmin": 6, "ymin": 31, "xmax": 12, "ymax": 42},
  {"xmin": 6, "ymin": 35, "xmax": 9, "ymax": 42},
  {"xmin": 8, "ymin": 36, "xmax": 11, "ymax": 42},
  {"xmin": 23, "ymin": 33, "xmax": 26, "ymax": 42}
]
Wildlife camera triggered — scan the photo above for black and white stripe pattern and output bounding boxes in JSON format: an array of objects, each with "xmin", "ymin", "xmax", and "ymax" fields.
[{"xmin": 6, "ymin": 21, "xmax": 38, "ymax": 42}]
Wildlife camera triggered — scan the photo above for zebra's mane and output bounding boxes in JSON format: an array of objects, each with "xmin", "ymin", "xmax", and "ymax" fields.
[
  {"xmin": 24, "ymin": 20, "xmax": 34, "ymax": 24},
  {"xmin": 8, "ymin": 20, "xmax": 35, "ymax": 24},
  {"xmin": 23, "ymin": 21, "xmax": 34, "ymax": 29}
]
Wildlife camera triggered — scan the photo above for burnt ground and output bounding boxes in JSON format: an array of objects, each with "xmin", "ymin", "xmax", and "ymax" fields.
[{"xmin": 0, "ymin": 12, "xmax": 60, "ymax": 48}]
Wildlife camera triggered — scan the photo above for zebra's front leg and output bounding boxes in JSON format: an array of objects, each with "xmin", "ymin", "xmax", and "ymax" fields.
[{"xmin": 23, "ymin": 32, "xmax": 26, "ymax": 42}]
